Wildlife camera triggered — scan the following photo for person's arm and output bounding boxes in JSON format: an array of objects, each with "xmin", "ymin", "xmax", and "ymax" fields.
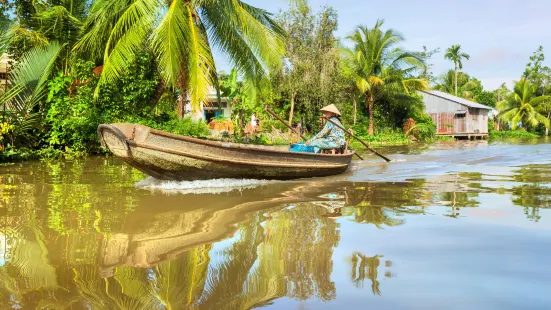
[{"xmin": 307, "ymin": 120, "xmax": 333, "ymax": 144}]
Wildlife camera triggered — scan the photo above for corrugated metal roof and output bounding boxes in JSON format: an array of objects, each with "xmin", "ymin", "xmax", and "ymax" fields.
[{"xmin": 421, "ymin": 90, "xmax": 492, "ymax": 110}]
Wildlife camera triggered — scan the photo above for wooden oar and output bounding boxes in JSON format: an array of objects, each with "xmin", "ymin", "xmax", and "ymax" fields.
[
  {"xmin": 265, "ymin": 106, "xmax": 364, "ymax": 160},
  {"xmin": 324, "ymin": 117, "xmax": 391, "ymax": 162},
  {"xmin": 265, "ymin": 106, "xmax": 308, "ymax": 141}
]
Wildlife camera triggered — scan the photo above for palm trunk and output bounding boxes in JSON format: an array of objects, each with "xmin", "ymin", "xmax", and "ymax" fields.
[
  {"xmin": 177, "ymin": 95, "xmax": 186, "ymax": 120},
  {"xmin": 288, "ymin": 93, "xmax": 295, "ymax": 133},
  {"xmin": 150, "ymin": 80, "xmax": 166, "ymax": 109},
  {"xmin": 454, "ymin": 63, "xmax": 458, "ymax": 96},
  {"xmin": 353, "ymin": 98, "xmax": 357, "ymax": 125},
  {"xmin": 367, "ymin": 96, "xmax": 374, "ymax": 136},
  {"xmin": 177, "ymin": 73, "xmax": 189, "ymax": 120}
]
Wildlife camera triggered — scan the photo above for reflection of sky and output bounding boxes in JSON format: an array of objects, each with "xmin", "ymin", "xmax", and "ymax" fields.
[{"xmin": 267, "ymin": 201, "xmax": 551, "ymax": 309}]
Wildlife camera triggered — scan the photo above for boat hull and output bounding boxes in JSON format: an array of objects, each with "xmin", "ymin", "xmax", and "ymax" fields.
[{"xmin": 98, "ymin": 123, "xmax": 353, "ymax": 180}]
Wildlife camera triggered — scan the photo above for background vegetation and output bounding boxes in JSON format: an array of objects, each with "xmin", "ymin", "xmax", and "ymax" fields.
[{"xmin": 0, "ymin": 0, "xmax": 550, "ymax": 162}]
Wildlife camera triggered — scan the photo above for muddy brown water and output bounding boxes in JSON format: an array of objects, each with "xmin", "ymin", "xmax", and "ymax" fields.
[{"xmin": 1, "ymin": 139, "xmax": 551, "ymax": 309}]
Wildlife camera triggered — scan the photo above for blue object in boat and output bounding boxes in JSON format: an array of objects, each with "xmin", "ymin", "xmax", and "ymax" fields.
[{"xmin": 289, "ymin": 143, "xmax": 316, "ymax": 153}]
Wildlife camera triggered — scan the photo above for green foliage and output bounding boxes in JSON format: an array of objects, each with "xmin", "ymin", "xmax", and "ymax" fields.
[
  {"xmin": 444, "ymin": 44, "xmax": 470, "ymax": 96},
  {"xmin": 419, "ymin": 46, "xmax": 441, "ymax": 86},
  {"xmin": 352, "ymin": 129, "xmax": 411, "ymax": 146},
  {"xmin": 40, "ymin": 52, "xmax": 211, "ymax": 156},
  {"xmin": 489, "ymin": 130, "xmax": 539, "ymax": 139},
  {"xmin": 497, "ymin": 78, "xmax": 550, "ymax": 130},
  {"xmin": 474, "ymin": 90, "xmax": 497, "ymax": 107},
  {"xmin": 0, "ymin": 42, "xmax": 62, "ymax": 152},
  {"xmin": 44, "ymin": 53, "xmax": 162, "ymax": 153},
  {"xmin": 533, "ymin": 123, "xmax": 547, "ymax": 136},
  {"xmin": 75, "ymin": 0, "xmax": 285, "ymax": 112},
  {"xmin": 343, "ymin": 19, "xmax": 428, "ymax": 136},
  {"xmin": 406, "ymin": 122, "xmax": 436, "ymax": 141},
  {"xmin": 434, "ymin": 70, "xmax": 478, "ymax": 99},
  {"xmin": 523, "ymin": 46, "xmax": 551, "ymax": 96},
  {"xmin": 132, "ymin": 117, "xmax": 210, "ymax": 138},
  {"xmin": 260, "ymin": 119, "xmax": 289, "ymax": 132},
  {"xmin": 271, "ymin": 2, "xmax": 343, "ymax": 126}
]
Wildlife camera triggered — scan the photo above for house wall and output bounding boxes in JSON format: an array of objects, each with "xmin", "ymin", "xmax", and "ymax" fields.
[
  {"xmin": 422, "ymin": 92, "xmax": 467, "ymax": 134},
  {"xmin": 467, "ymin": 108, "xmax": 489, "ymax": 134},
  {"xmin": 203, "ymin": 101, "xmax": 231, "ymax": 120},
  {"xmin": 422, "ymin": 92, "xmax": 488, "ymax": 134},
  {"xmin": 422, "ymin": 92, "xmax": 468, "ymax": 113},
  {"xmin": 184, "ymin": 99, "xmax": 231, "ymax": 121}
]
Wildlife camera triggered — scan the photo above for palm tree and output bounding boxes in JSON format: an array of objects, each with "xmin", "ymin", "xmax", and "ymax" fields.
[
  {"xmin": 75, "ymin": 0, "xmax": 285, "ymax": 116},
  {"xmin": 34, "ymin": 0, "xmax": 89, "ymax": 72},
  {"xmin": 497, "ymin": 78, "xmax": 551, "ymax": 130},
  {"xmin": 4, "ymin": 0, "xmax": 88, "ymax": 69},
  {"xmin": 1, "ymin": 42, "xmax": 62, "ymax": 147},
  {"xmin": 434, "ymin": 70, "xmax": 478, "ymax": 99},
  {"xmin": 444, "ymin": 44, "xmax": 470, "ymax": 96},
  {"xmin": 344, "ymin": 20, "xmax": 427, "ymax": 135}
]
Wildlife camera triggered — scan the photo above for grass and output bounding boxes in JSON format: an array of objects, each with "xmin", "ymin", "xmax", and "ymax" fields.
[
  {"xmin": 435, "ymin": 136, "xmax": 455, "ymax": 141},
  {"xmin": 354, "ymin": 131, "xmax": 412, "ymax": 146},
  {"xmin": 489, "ymin": 130, "xmax": 540, "ymax": 139}
]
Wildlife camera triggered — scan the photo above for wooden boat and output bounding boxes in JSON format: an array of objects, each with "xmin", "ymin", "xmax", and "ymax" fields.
[{"xmin": 97, "ymin": 123, "xmax": 354, "ymax": 181}]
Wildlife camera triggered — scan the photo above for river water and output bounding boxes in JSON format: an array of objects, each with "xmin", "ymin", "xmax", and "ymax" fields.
[{"xmin": 1, "ymin": 140, "xmax": 550, "ymax": 309}]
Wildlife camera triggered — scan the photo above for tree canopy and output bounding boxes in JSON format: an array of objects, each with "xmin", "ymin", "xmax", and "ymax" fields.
[{"xmin": 343, "ymin": 19, "xmax": 427, "ymax": 135}]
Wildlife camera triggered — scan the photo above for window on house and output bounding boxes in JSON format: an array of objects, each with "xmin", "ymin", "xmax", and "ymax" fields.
[{"xmin": 0, "ymin": 72, "xmax": 7, "ymax": 80}]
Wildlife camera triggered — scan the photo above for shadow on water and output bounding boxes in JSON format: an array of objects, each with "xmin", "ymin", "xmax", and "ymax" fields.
[{"xmin": 1, "ymin": 140, "xmax": 551, "ymax": 309}]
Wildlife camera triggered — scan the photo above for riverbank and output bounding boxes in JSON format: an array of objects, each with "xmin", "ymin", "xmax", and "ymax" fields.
[{"xmin": 0, "ymin": 128, "xmax": 546, "ymax": 164}]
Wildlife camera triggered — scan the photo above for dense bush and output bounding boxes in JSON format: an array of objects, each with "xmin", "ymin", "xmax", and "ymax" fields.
[
  {"xmin": 260, "ymin": 119, "xmax": 290, "ymax": 132},
  {"xmin": 127, "ymin": 116, "xmax": 211, "ymax": 138},
  {"xmin": 0, "ymin": 53, "xmax": 210, "ymax": 162},
  {"xmin": 44, "ymin": 55, "xmax": 163, "ymax": 153},
  {"xmin": 489, "ymin": 130, "xmax": 539, "ymax": 139}
]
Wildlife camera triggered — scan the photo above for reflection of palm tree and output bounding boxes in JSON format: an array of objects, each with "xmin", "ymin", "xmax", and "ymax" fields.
[
  {"xmin": 260, "ymin": 204, "xmax": 339, "ymax": 302},
  {"xmin": 152, "ymin": 245, "xmax": 211, "ymax": 309},
  {"xmin": 350, "ymin": 252, "xmax": 386, "ymax": 295},
  {"xmin": 198, "ymin": 216, "xmax": 263, "ymax": 309},
  {"xmin": 0, "ymin": 185, "xmax": 61, "ymax": 308},
  {"xmin": 512, "ymin": 184, "xmax": 549, "ymax": 222},
  {"xmin": 350, "ymin": 207, "xmax": 404, "ymax": 228},
  {"xmin": 72, "ymin": 264, "xmax": 157, "ymax": 310}
]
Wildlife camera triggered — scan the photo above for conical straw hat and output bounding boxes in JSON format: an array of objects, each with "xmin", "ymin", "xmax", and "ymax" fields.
[{"xmin": 320, "ymin": 104, "xmax": 341, "ymax": 116}]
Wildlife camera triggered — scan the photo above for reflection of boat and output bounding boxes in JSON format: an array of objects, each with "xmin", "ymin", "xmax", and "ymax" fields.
[
  {"xmin": 97, "ymin": 123, "xmax": 354, "ymax": 181},
  {"xmin": 96, "ymin": 182, "xmax": 331, "ymax": 277},
  {"xmin": 96, "ymin": 182, "xmax": 354, "ymax": 276}
]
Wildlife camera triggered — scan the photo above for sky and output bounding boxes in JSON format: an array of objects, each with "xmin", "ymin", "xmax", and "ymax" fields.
[{"xmin": 214, "ymin": 0, "xmax": 551, "ymax": 90}]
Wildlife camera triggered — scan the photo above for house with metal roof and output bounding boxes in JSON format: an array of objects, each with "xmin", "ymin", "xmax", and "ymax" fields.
[
  {"xmin": 420, "ymin": 90, "xmax": 493, "ymax": 139},
  {"xmin": 182, "ymin": 86, "xmax": 231, "ymax": 121}
]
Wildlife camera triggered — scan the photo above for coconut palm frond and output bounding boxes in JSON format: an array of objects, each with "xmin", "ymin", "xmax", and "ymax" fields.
[
  {"xmin": 10, "ymin": 42, "xmax": 63, "ymax": 105},
  {"xmin": 96, "ymin": 0, "xmax": 161, "ymax": 96},
  {"xmin": 77, "ymin": 0, "xmax": 285, "ymax": 112},
  {"xmin": 1, "ymin": 42, "xmax": 62, "ymax": 145},
  {"xmin": 498, "ymin": 78, "xmax": 550, "ymax": 129},
  {"xmin": 529, "ymin": 95, "xmax": 551, "ymax": 107},
  {"xmin": 342, "ymin": 19, "xmax": 426, "ymax": 135},
  {"xmin": 73, "ymin": 0, "xmax": 134, "ymax": 61}
]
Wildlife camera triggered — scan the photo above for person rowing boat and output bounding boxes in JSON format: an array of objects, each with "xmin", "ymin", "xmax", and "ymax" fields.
[{"xmin": 305, "ymin": 104, "xmax": 346, "ymax": 152}]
